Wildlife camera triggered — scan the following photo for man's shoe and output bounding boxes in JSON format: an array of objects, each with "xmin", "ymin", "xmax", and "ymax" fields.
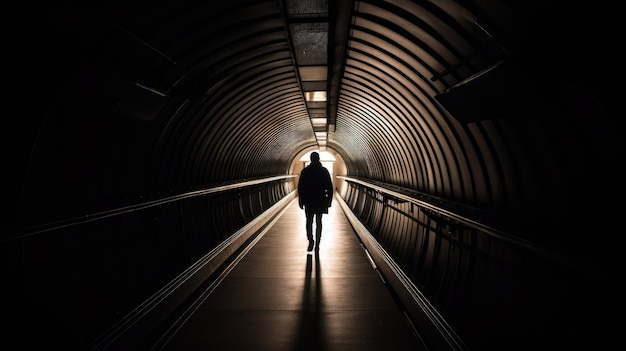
[{"xmin": 307, "ymin": 240, "xmax": 314, "ymax": 252}]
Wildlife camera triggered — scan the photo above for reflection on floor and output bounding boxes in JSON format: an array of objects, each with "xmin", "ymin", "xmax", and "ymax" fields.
[{"xmin": 158, "ymin": 198, "xmax": 425, "ymax": 350}]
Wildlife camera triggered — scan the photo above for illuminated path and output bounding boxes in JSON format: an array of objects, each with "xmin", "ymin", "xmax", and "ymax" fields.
[{"xmin": 157, "ymin": 198, "xmax": 424, "ymax": 350}]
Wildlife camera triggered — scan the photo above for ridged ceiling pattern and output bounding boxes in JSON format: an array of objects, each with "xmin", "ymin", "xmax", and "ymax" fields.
[
  {"xmin": 138, "ymin": 1, "xmax": 314, "ymax": 183},
  {"xmin": 335, "ymin": 0, "xmax": 519, "ymax": 201},
  {"xmin": 9, "ymin": 1, "xmax": 615, "ymax": 236}
]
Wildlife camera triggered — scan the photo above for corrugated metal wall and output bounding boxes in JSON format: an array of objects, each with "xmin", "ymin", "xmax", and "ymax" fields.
[{"xmin": 2, "ymin": 1, "xmax": 615, "ymax": 349}]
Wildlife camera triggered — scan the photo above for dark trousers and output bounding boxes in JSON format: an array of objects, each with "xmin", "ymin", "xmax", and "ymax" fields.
[{"xmin": 305, "ymin": 208, "xmax": 323, "ymax": 242}]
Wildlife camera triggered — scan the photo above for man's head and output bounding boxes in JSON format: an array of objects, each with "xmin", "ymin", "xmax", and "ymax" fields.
[{"xmin": 311, "ymin": 151, "xmax": 320, "ymax": 163}]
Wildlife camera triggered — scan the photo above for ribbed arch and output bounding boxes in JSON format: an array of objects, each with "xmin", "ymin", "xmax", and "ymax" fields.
[
  {"xmin": 194, "ymin": 93, "xmax": 305, "ymax": 184},
  {"xmin": 333, "ymin": 110, "xmax": 377, "ymax": 178},
  {"xmin": 355, "ymin": 3, "xmax": 463, "ymax": 79},
  {"xmin": 347, "ymin": 1, "xmax": 506, "ymax": 206},
  {"xmin": 317, "ymin": 141, "xmax": 354, "ymax": 176},
  {"xmin": 140, "ymin": 8, "xmax": 294, "ymax": 190},
  {"xmin": 220, "ymin": 85, "xmax": 308, "ymax": 179},
  {"xmin": 341, "ymin": 49, "xmax": 434, "ymax": 192},
  {"xmin": 346, "ymin": 2, "xmax": 492, "ymax": 203},
  {"xmin": 157, "ymin": 61, "xmax": 300, "ymax": 186},
  {"xmin": 250, "ymin": 119, "xmax": 309, "ymax": 175},
  {"xmin": 341, "ymin": 48, "xmax": 435, "ymax": 184},
  {"xmin": 341, "ymin": 56, "xmax": 445, "ymax": 195},
  {"xmin": 169, "ymin": 51, "xmax": 299, "ymax": 179},
  {"xmin": 341, "ymin": 17, "xmax": 501, "ymax": 205},
  {"xmin": 80, "ymin": 0, "xmax": 558, "ymax": 213},
  {"xmin": 338, "ymin": 75, "xmax": 417, "ymax": 188},
  {"xmin": 381, "ymin": 0, "xmax": 479, "ymax": 55},
  {"xmin": 9, "ymin": 5, "xmax": 614, "ymax": 347},
  {"xmin": 12, "ymin": 0, "xmax": 615, "ymax": 263},
  {"xmin": 245, "ymin": 100, "xmax": 316, "ymax": 175},
  {"xmin": 207, "ymin": 84, "xmax": 304, "ymax": 181},
  {"xmin": 189, "ymin": 72, "xmax": 302, "ymax": 182},
  {"xmin": 338, "ymin": 90, "xmax": 406, "ymax": 184}
]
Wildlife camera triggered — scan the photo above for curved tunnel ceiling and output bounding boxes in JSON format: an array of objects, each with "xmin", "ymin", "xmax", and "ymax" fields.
[{"xmin": 10, "ymin": 1, "xmax": 615, "ymax": 237}]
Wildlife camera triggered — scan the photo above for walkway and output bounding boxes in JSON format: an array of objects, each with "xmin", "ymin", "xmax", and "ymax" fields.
[{"xmin": 154, "ymin": 198, "xmax": 425, "ymax": 350}]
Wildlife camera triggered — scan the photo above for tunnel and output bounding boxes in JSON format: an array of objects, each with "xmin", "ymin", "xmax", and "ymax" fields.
[{"xmin": 2, "ymin": 1, "xmax": 616, "ymax": 350}]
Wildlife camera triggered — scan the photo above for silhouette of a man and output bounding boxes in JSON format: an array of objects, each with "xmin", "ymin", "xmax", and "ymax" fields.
[{"xmin": 298, "ymin": 151, "xmax": 333, "ymax": 251}]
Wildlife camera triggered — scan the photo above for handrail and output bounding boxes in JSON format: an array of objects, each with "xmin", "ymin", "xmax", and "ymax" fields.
[
  {"xmin": 1, "ymin": 175, "xmax": 297, "ymax": 242},
  {"xmin": 337, "ymin": 176, "xmax": 580, "ymax": 270},
  {"xmin": 336, "ymin": 195, "xmax": 468, "ymax": 351}
]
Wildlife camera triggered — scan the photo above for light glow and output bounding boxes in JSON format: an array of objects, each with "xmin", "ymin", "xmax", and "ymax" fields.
[{"xmin": 305, "ymin": 91, "xmax": 327, "ymax": 102}]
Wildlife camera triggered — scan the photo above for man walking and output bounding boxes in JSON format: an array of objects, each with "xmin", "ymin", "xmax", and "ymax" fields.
[{"xmin": 298, "ymin": 151, "xmax": 333, "ymax": 251}]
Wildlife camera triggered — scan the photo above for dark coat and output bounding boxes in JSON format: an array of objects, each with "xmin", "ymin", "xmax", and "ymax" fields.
[{"xmin": 298, "ymin": 161, "xmax": 333, "ymax": 213}]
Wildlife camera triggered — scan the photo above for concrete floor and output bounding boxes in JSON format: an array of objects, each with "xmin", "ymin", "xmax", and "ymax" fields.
[{"xmin": 154, "ymin": 199, "xmax": 425, "ymax": 350}]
